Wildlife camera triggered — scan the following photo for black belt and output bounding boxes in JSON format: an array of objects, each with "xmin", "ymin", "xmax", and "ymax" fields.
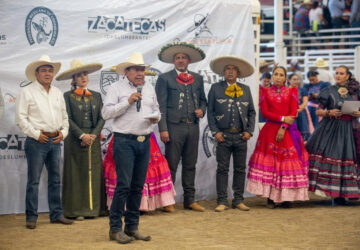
[
  {"xmin": 114, "ymin": 132, "xmax": 150, "ymax": 142},
  {"xmin": 221, "ymin": 127, "xmax": 242, "ymax": 134},
  {"xmin": 180, "ymin": 118, "xmax": 194, "ymax": 124}
]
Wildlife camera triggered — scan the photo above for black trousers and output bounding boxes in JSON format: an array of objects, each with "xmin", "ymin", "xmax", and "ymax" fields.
[
  {"xmin": 216, "ymin": 132, "xmax": 247, "ymax": 206},
  {"xmin": 165, "ymin": 122, "xmax": 199, "ymax": 207}
]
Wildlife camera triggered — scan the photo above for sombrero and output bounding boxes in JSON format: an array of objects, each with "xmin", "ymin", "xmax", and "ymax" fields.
[
  {"xmin": 158, "ymin": 42, "xmax": 205, "ymax": 64},
  {"xmin": 25, "ymin": 55, "xmax": 61, "ymax": 82},
  {"xmin": 56, "ymin": 59, "xmax": 102, "ymax": 80},
  {"xmin": 210, "ymin": 55, "xmax": 254, "ymax": 78}
]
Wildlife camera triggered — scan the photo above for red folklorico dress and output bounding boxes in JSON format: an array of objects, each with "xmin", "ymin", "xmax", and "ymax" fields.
[{"xmin": 246, "ymin": 85, "xmax": 309, "ymax": 202}]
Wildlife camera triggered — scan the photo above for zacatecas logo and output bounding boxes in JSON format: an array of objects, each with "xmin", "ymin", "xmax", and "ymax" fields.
[
  {"xmin": 88, "ymin": 16, "xmax": 166, "ymax": 40},
  {"xmin": 185, "ymin": 13, "xmax": 233, "ymax": 47},
  {"xmin": 25, "ymin": 7, "xmax": 59, "ymax": 46},
  {"xmin": 0, "ymin": 134, "xmax": 26, "ymax": 160}
]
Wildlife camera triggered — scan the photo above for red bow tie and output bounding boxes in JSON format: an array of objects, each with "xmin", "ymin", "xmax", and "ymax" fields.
[
  {"xmin": 74, "ymin": 88, "xmax": 92, "ymax": 97},
  {"xmin": 176, "ymin": 73, "xmax": 194, "ymax": 85}
]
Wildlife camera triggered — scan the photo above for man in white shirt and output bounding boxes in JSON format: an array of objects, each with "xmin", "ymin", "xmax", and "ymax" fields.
[
  {"xmin": 314, "ymin": 57, "xmax": 335, "ymax": 85},
  {"xmin": 102, "ymin": 52, "xmax": 160, "ymax": 244},
  {"xmin": 15, "ymin": 55, "xmax": 72, "ymax": 229}
]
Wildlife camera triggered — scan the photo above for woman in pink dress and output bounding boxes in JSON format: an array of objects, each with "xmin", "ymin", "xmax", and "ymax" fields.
[{"xmin": 246, "ymin": 66, "xmax": 309, "ymax": 208}]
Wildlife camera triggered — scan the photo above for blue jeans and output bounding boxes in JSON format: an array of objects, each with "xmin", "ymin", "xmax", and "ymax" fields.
[
  {"xmin": 109, "ymin": 134, "xmax": 150, "ymax": 232},
  {"xmin": 24, "ymin": 137, "xmax": 62, "ymax": 222}
]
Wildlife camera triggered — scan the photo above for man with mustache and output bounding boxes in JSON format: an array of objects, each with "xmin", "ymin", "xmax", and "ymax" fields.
[
  {"xmin": 155, "ymin": 42, "xmax": 207, "ymax": 212},
  {"xmin": 207, "ymin": 55, "xmax": 256, "ymax": 212},
  {"xmin": 102, "ymin": 52, "xmax": 160, "ymax": 244},
  {"xmin": 15, "ymin": 55, "xmax": 73, "ymax": 229}
]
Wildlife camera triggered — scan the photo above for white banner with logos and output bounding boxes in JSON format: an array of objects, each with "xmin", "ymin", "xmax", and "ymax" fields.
[{"xmin": 0, "ymin": 0, "xmax": 258, "ymax": 214}]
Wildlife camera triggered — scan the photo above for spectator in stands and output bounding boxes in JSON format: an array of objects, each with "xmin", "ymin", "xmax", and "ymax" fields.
[
  {"xmin": 303, "ymin": 70, "xmax": 331, "ymax": 128},
  {"xmin": 350, "ymin": 0, "xmax": 360, "ymax": 44},
  {"xmin": 329, "ymin": 0, "xmax": 346, "ymax": 29},
  {"xmin": 314, "ymin": 57, "xmax": 336, "ymax": 84},
  {"xmin": 259, "ymin": 72, "xmax": 272, "ymax": 124},
  {"xmin": 259, "ymin": 60, "xmax": 274, "ymax": 74},
  {"xmin": 289, "ymin": 59, "xmax": 304, "ymax": 85},
  {"xmin": 288, "ymin": 73, "xmax": 312, "ymax": 141},
  {"xmin": 309, "ymin": 1, "xmax": 324, "ymax": 31},
  {"xmin": 294, "ymin": 0, "xmax": 312, "ymax": 34}
]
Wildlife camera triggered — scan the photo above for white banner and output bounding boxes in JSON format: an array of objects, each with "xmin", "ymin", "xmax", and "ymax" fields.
[{"xmin": 0, "ymin": 0, "xmax": 258, "ymax": 214}]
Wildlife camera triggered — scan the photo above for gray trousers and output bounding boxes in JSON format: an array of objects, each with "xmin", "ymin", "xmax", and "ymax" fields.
[
  {"xmin": 216, "ymin": 132, "xmax": 247, "ymax": 206},
  {"xmin": 165, "ymin": 122, "xmax": 199, "ymax": 207}
]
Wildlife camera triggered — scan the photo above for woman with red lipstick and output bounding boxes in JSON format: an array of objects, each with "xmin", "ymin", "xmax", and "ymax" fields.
[
  {"xmin": 56, "ymin": 59, "xmax": 106, "ymax": 220},
  {"xmin": 306, "ymin": 65, "xmax": 360, "ymax": 204},
  {"xmin": 246, "ymin": 66, "xmax": 309, "ymax": 208}
]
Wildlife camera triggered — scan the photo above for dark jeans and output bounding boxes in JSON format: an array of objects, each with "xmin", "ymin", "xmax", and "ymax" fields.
[
  {"xmin": 24, "ymin": 137, "xmax": 62, "ymax": 222},
  {"xmin": 110, "ymin": 134, "xmax": 150, "ymax": 233},
  {"xmin": 216, "ymin": 132, "xmax": 247, "ymax": 206},
  {"xmin": 351, "ymin": 20, "xmax": 360, "ymax": 45},
  {"xmin": 165, "ymin": 122, "xmax": 199, "ymax": 207}
]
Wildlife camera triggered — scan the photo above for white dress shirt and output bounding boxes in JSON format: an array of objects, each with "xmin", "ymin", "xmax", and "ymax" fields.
[
  {"xmin": 15, "ymin": 81, "xmax": 69, "ymax": 140},
  {"xmin": 317, "ymin": 68, "xmax": 335, "ymax": 85},
  {"xmin": 102, "ymin": 78, "xmax": 160, "ymax": 135}
]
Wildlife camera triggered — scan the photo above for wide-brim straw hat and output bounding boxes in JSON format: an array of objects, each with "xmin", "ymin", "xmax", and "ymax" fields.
[
  {"xmin": 110, "ymin": 65, "xmax": 156, "ymax": 76},
  {"xmin": 115, "ymin": 52, "xmax": 150, "ymax": 75},
  {"xmin": 303, "ymin": 0, "xmax": 312, "ymax": 5},
  {"xmin": 314, "ymin": 57, "xmax": 329, "ymax": 68},
  {"xmin": 210, "ymin": 55, "xmax": 254, "ymax": 78},
  {"xmin": 25, "ymin": 55, "xmax": 61, "ymax": 82},
  {"xmin": 56, "ymin": 59, "xmax": 102, "ymax": 81},
  {"xmin": 259, "ymin": 59, "xmax": 274, "ymax": 69},
  {"xmin": 158, "ymin": 42, "xmax": 205, "ymax": 64}
]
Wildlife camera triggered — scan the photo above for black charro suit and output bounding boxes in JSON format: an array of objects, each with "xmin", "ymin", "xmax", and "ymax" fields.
[
  {"xmin": 155, "ymin": 69, "xmax": 207, "ymax": 207},
  {"xmin": 207, "ymin": 81, "xmax": 255, "ymax": 206}
]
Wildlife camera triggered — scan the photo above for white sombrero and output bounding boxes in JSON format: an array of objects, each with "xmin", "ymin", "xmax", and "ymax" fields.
[
  {"xmin": 115, "ymin": 52, "xmax": 150, "ymax": 75},
  {"xmin": 158, "ymin": 42, "xmax": 205, "ymax": 64},
  {"xmin": 25, "ymin": 55, "xmax": 61, "ymax": 82},
  {"xmin": 56, "ymin": 59, "xmax": 102, "ymax": 81},
  {"xmin": 314, "ymin": 57, "xmax": 329, "ymax": 68},
  {"xmin": 210, "ymin": 55, "xmax": 254, "ymax": 78}
]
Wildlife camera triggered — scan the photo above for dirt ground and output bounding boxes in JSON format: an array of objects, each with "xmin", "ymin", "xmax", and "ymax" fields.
[{"xmin": 1, "ymin": 194, "xmax": 359, "ymax": 250}]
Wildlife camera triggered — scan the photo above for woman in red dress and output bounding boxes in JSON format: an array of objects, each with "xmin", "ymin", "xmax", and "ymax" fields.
[{"xmin": 246, "ymin": 66, "xmax": 309, "ymax": 208}]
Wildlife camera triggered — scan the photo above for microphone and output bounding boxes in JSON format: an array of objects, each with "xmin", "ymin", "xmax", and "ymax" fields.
[{"xmin": 136, "ymin": 86, "xmax": 142, "ymax": 112}]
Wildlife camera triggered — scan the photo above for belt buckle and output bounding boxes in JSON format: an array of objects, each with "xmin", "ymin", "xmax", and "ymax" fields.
[
  {"xmin": 228, "ymin": 127, "xmax": 238, "ymax": 133},
  {"xmin": 186, "ymin": 118, "xmax": 192, "ymax": 124},
  {"xmin": 137, "ymin": 136, "xmax": 146, "ymax": 142}
]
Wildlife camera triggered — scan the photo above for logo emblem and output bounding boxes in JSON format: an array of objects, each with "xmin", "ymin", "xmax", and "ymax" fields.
[
  {"xmin": 25, "ymin": 7, "xmax": 59, "ymax": 46},
  {"xmin": 100, "ymin": 71, "xmax": 119, "ymax": 95}
]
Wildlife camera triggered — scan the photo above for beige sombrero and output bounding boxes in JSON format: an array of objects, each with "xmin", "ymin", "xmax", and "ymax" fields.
[
  {"xmin": 56, "ymin": 59, "xmax": 102, "ymax": 81},
  {"xmin": 314, "ymin": 57, "xmax": 329, "ymax": 68},
  {"xmin": 158, "ymin": 42, "xmax": 205, "ymax": 64},
  {"xmin": 25, "ymin": 55, "xmax": 61, "ymax": 82},
  {"xmin": 259, "ymin": 59, "xmax": 274, "ymax": 69},
  {"xmin": 115, "ymin": 52, "xmax": 150, "ymax": 75},
  {"xmin": 210, "ymin": 55, "xmax": 254, "ymax": 78},
  {"xmin": 110, "ymin": 65, "xmax": 156, "ymax": 76}
]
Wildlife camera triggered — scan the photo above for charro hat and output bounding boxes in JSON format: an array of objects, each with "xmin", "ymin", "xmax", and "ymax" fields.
[
  {"xmin": 210, "ymin": 55, "xmax": 254, "ymax": 78},
  {"xmin": 158, "ymin": 42, "xmax": 205, "ymax": 64},
  {"xmin": 115, "ymin": 52, "xmax": 150, "ymax": 75},
  {"xmin": 314, "ymin": 57, "xmax": 329, "ymax": 68},
  {"xmin": 110, "ymin": 65, "xmax": 156, "ymax": 76},
  {"xmin": 56, "ymin": 59, "xmax": 102, "ymax": 81},
  {"xmin": 303, "ymin": 0, "xmax": 312, "ymax": 5},
  {"xmin": 259, "ymin": 59, "xmax": 274, "ymax": 69},
  {"xmin": 25, "ymin": 55, "xmax": 61, "ymax": 82}
]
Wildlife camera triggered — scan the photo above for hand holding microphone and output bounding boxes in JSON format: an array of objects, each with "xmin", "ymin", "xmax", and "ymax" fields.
[{"xmin": 127, "ymin": 86, "xmax": 143, "ymax": 112}]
